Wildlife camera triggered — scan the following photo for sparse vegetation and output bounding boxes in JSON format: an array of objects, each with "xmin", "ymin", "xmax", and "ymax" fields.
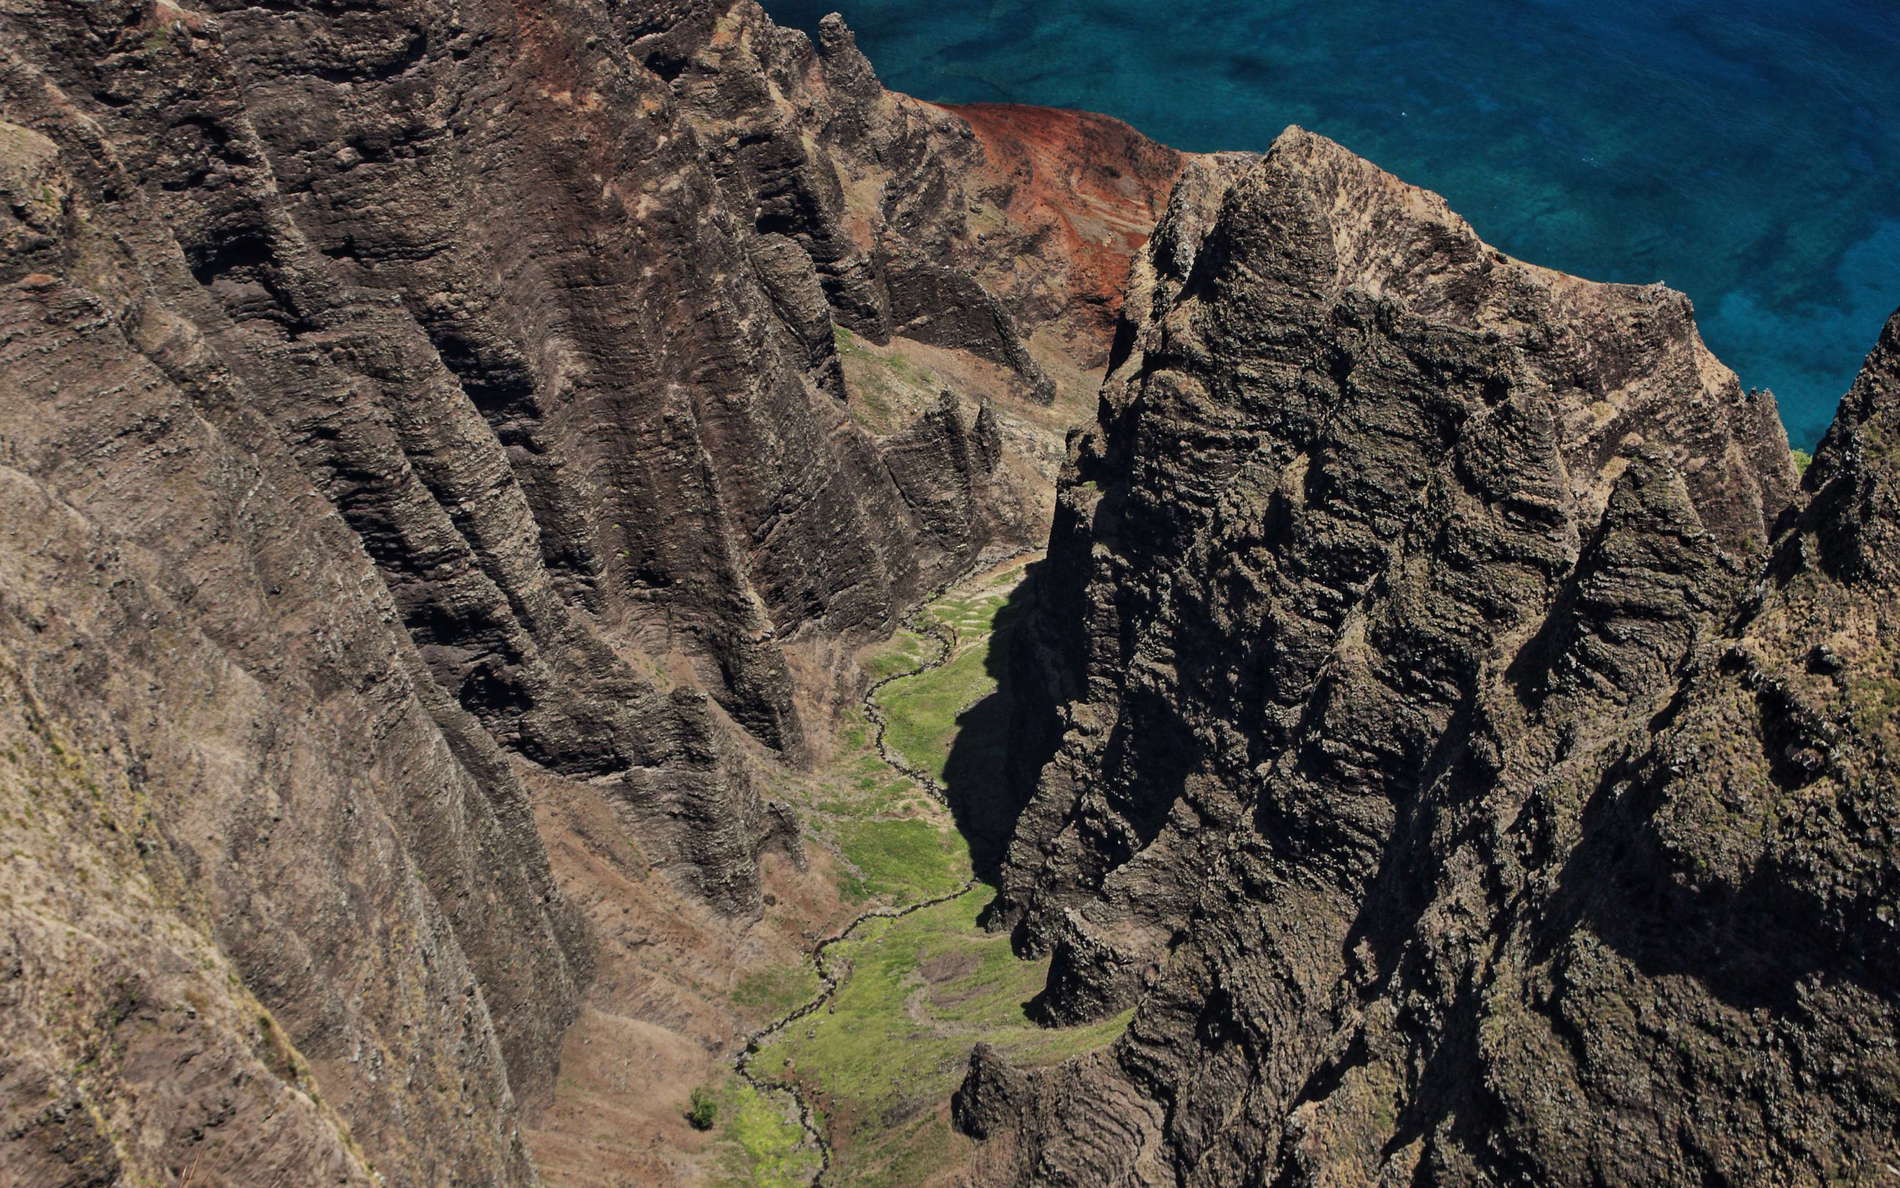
[
  {"xmin": 744, "ymin": 561, "xmax": 1132, "ymax": 1184},
  {"xmin": 686, "ymin": 1085, "xmax": 719, "ymax": 1130},
  {"xmin": 832, "ymin": 327, "xmax": 949, "ymax": 434},
  {"xmin": 1792, "ymin": 447, "xmax": 1813, "ymax": 476}
]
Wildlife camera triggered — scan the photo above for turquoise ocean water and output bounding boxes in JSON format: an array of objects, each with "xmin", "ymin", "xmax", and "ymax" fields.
[{"xmin": 763, "ymin": 0, "xmax": 1899, "ymax": 447}]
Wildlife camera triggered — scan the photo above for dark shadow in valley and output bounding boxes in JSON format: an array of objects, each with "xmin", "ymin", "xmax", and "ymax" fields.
[{"xmin": 940, "ymin": 560, "xmax": 1044, "ymax": 884}]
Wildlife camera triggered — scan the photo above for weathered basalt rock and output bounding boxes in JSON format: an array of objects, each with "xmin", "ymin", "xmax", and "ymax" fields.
[
  {"xmin": 0, "ymin": 0, "xmax": 1186, "ymax": 1182},
  {"xmin": 963, "ymin": 128, "xmax": 1896, "ymax": 1186},
  {"xmin": 643, "ymin": 3, "xmax": 1189, "ymax": 406}
]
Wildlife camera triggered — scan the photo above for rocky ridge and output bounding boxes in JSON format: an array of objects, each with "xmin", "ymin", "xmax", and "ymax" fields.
[
  {"xmin": 5, "ymin": 0, "xmax": 1892, "ymax": 1182},
  {"xmin": 957, "ymin": 127, "xmax": 1898, "ymax": 1185},
  {"xmin": 0, "ymin": 1, "xmax": 1186, "ymax": 1183}
]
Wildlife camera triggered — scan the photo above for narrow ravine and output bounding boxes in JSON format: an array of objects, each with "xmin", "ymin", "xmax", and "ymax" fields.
[
  {"xmin": 861, "ymin": 613, "xmax": 958, "ymax": 800},
  {"xmin": 730, "ymin": 563, "xmax": 998, "ymax": 1185},
  {"xmin": 732, "ymin": 876, "xmax": 975, "ymax": 1185}
]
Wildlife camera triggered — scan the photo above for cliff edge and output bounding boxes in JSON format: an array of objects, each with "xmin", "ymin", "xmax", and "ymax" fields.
[
  {"xmin": 959, "ymin": 128, "xmax": 1895, "ymax": 1185},
  {"xmin": 0, "ymin": 1, "xmax": 1185, "ymax": 1182}
]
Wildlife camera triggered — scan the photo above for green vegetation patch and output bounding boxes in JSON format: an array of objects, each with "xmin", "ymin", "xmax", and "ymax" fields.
[
  {"xmin": 860, "ymin": 636, "xmax": 933, "ymax": 683},
  {"xmin": 732, "ymin": 963, "xmax": 823, "ymax": 1018},
  {"xmin": 755, "ymin": 887, "xmax": 1130, "ymax": 1187},
  {"xmin": 836, "ymin": 818, "xmax": 966, "ymax": 903},
  {"xmin": 687, "ymin": 1085, "xmax": 720, "ymax": 1130},
  {"xmin": 713, "ymin": 1080, "xmax": 821, "ymax": 1188},
  {"xmin": 804, "ymin": 713, "xmax": 919, "ymax": 821},
  {"xmin": 738, "ymin": 560, "xmax": 1123, "ymax": 1184},
  {"xmin": 875, "ymin": 648, "xmax": 995, "ymax": 785},
  {"xmin": 874, "ymin": 580, "xmax": 1022, "ymax": 785}
]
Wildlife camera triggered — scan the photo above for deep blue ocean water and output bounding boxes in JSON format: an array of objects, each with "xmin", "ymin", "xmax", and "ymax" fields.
[{"xmin": 763, "ymin": 0, "xmax": 1900, "ymax": 448}]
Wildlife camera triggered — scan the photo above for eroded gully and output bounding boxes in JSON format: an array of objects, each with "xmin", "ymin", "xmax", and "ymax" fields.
[{"xmin": 731, "ymin": 569, "xmax": 994, "ymax": 1185}]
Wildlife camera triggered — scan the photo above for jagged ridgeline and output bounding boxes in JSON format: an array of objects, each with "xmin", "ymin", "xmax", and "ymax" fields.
[
  {"xmin": 956, "ymin": 130, "xmax": 1900, "ymax": 1184},
  {"xmin": 0, "ymin": 1, "xmax": 1893, "ymax": 1187},
  {"xmin": 0, "ymin": 0, "xmax": 1185, "ymax": 1182}
]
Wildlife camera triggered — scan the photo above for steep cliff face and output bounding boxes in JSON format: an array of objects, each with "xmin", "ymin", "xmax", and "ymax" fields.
[
  {"xmin": 0, "ymin": 1, "xmax": 1185, "ymax": 1183},
  {"xmin": 958, "ymin": 129, "xmax": 1896, "ymax": 1184},
  {"xmin": 0, "ymin": 157, "xmax": 585, "ymax": 1183},
  {"xmin": 640, "ymin": 5, "xmax": 1188, "ymax": 407},
  {"xmin": 19, "ymin": 0, "xmax": 1884, "ymax": 1180}
]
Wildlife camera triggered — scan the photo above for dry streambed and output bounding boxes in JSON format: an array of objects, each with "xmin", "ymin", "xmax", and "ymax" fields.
[{"xmin": 716, "ymin": 560, "xmax": 1130, "ymax": 1186}]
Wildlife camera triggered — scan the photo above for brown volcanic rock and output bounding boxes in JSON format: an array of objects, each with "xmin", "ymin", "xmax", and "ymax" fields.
[
  {"xmin": 942, "ymin": 102, "xmax": 1194, "ymax": 340},
  {"xmin": 953, "ymin": 128, "xmax": 1899, "ymax": 1186},
  {"xmin": 0, "ymin": 224, "xmax": 575, "ymax": 1184},
  {"xmin": 643, "ymin": 3, "xmax": 1190, "ymax": 405},
  {"xmin": 995, "ymin": 125, "xmax": 1794, "ymax": 971},
  {"xmin": 0, "ymin": 0, "xmax": 1187, "ymax": 1183}
]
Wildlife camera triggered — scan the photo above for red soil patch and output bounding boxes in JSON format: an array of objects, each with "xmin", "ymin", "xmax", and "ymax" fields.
[{"xmin": 942, "ymin": 102, "xmax": 1189, "ymax": 326}]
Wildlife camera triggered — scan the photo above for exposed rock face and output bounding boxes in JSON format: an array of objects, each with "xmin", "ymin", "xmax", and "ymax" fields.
[
  {"xmin": 0, "ymin": 196, "xmax": 582, "ymax": 1184},
  {"xmin": 0, "ymin": 0, "xmax": 1185, "ymax": 1183},
  {"xmin": 642, "ymin": 7, "xmax": 1189, "ymax": 407},
  {"xmin": 960, "ymin": 129, "xmax": 1897, "ymax": 1184},
  {"xmin": 20, "ymin": 0, "xmax": 1887, "ymax": 1179}
]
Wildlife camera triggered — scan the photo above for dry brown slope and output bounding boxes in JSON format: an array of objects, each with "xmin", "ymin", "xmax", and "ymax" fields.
[{"xmin": 0, "ymin": 0, "xmax": 1194, "ymax": 1183}]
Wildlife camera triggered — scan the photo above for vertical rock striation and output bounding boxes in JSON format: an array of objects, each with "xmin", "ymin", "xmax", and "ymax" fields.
[
  {"xmin": 0, "ymin": 0, "xmax": 1187, "ymax": 1182},
  {"xmin": 961, "ymin": 128, "xmax": 1895, "ymax": 1185}
]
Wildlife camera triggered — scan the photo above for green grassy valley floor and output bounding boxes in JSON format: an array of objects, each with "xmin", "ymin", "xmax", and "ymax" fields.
[{"xmin": 711, "ymin": 560, "xmax": 1132, "ymax": 1187}]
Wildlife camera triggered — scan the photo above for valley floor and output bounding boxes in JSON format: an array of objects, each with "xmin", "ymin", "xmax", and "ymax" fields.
[{"xmin": 711, "ymin": 558, "xmax": 1130, "ymax": 1187}]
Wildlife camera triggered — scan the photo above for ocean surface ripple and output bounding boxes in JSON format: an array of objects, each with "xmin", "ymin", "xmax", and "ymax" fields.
[{"xmin": 765, "ymin": 0, "xmax": 1900, "ymax": 447}]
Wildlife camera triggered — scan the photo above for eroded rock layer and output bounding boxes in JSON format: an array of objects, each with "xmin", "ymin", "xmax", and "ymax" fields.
[
  {"xmin": 961, "ymin": 129, "xmax": 1897, "ymax": 1185},
  {"xmin": 0, "ymin": 0, "xmax": 1186, "ymax": 1182}
]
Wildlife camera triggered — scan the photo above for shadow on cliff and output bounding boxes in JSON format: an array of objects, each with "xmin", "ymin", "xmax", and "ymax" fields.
[{"xmin": 939, "ymin": 561, "xmax": 1043, "ymax": 884}]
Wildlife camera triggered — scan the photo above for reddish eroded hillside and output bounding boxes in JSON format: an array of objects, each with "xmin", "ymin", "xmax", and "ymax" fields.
[{"xmin": 942, "ymin": 102, "xmax": 1190, "ymax": 336}]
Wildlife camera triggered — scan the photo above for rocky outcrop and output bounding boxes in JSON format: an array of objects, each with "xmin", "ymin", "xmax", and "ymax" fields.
[
  {"xmin": 958, "ymin": 128, "xmax": 1898, "ymax": 1184},
  {"xmin": 0, "ymin": 0, "xmax": 1187, "ymax": 1183},
  {"xmin": 641, "ymin": 6, "xmax": 1190, "ymax": 408},
  {"xmin": 0, "ymin": 190, "xmax": 584, "ymax": 1184}
]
